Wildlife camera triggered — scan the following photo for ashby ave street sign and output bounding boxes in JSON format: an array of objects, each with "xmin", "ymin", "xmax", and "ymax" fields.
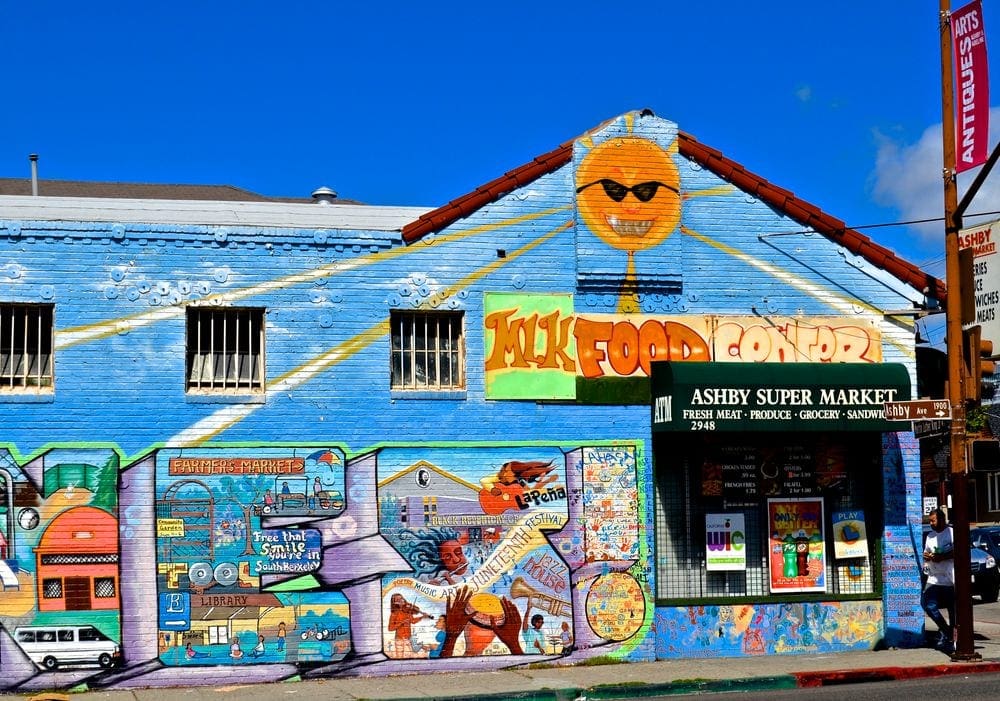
[{"xmin": 883, "ymin": 399, "xmax": 952, "ymax": 422}]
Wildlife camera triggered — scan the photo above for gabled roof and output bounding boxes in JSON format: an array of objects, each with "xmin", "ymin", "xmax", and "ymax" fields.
[{"xmin": 401, "ymin": 131, "xmax": 946, "ymax": 302}]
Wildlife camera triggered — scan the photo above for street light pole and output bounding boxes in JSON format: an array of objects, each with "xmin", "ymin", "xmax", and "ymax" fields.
[{"xmin": 939, "ymin": 0, "xmax": 978, "ymax": 662}]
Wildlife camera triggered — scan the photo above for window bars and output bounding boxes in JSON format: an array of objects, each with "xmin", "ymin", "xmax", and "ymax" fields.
[
  {"xmin": 0, "ymin": 303, "xmax": 54, "ymax": 391},
  {"xmin": 390, "ymin": 312, "xmax": 464, "ymax": 390},
  {"xmin": 186, "ymin": 307, "xmax": 265, "ymax": 393}
]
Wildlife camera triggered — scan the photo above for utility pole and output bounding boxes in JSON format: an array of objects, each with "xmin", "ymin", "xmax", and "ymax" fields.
[{"xmin": 939, "ymin": 0, "xmax": 978, "ymax": 662}]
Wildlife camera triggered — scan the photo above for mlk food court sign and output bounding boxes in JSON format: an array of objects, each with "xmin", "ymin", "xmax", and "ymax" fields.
[{"xmin": 651, "ymin": 362, "xmax": 911, "ymax": 432}]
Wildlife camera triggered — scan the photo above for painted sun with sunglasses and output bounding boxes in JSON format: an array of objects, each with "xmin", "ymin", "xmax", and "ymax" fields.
[{"xmin": 575, "ymin": 136, "xmax": 681, "ymax": 252}]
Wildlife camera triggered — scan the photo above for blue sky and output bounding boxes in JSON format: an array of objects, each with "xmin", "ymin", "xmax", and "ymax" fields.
[{"xmin": 3, "ymin": 3, "xmax": 998, "ymax": 300}]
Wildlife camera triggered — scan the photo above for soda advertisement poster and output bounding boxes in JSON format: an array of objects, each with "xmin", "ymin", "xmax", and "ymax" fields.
[
  {"xmin": 767, "ymin": 498, "xmax": 825, "ymax": 593},
  {"xmin": 705, "ymin": 513, "xmax": 746, "ymax": 571},
  {"xmin": 831, "ymin": 510, "xmax": 868, "ymax": 559}
]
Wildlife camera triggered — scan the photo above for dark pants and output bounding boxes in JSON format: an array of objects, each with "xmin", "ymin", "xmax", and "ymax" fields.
[{"xmin": 922, "ymin": 583, "xmax": 955, "ymax": 640}]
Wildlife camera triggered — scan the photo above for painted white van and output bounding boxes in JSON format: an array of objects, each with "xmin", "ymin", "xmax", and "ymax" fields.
[{"xmin": 13, "ymin": 625, "xmax": 121, "ymax": 670}]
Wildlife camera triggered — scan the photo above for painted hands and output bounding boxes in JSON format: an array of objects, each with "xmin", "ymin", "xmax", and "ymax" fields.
[
  {"xmin": 439, "ymin": 586, "xmax": 474, "ymax": 657},
  {"xmin": 492, "ymin": 596, "xmax": 523, "ymax": 655}
]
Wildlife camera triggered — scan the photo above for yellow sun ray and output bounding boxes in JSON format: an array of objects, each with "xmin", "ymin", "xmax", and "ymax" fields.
[
  {"xmin": 679, "ymin": 225, "xmax": 915, "ymax": 357},
  {"xmin": 55, "ymin": 205, "xmax": 572, "ymax": 351}
]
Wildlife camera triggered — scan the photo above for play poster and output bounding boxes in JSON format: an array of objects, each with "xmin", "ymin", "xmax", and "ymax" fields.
[
  {"xmin": 831, "ymin": 510, "xmax": 868, "ymax": 559},
  {"xmin": 767, "ymin": 497, "xmax": 826, "ymax": 593}
]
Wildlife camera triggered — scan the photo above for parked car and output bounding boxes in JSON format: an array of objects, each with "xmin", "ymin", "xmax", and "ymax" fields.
[
  {"xmin": 970, "ymin": 525, "xmax": 1000, "ymax": 561},
  {"xmin": 970, "ymin": 545, "xmax": 1000, "ymax": 602},
  {"xmin": 922, "ymin": 525, "xmax": 1000, "ymax": 602},
  {"xmin": 970, "ymin": 526, "xmax": 1000, "ymax": 601}
]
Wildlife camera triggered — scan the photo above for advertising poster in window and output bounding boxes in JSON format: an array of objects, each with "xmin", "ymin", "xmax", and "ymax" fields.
[
  {"xmin": 705, "ymin": 513, "xmax": 746, "ymax": 571},
  {"xmin": 831, "ymin": 510, "xmax": 868, "ymax": 559},
  {"xmin": 767, "ymin": 498, "xmax": 825, "ymax": 593}
]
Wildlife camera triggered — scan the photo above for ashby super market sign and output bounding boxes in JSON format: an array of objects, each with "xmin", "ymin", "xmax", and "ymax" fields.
[{"xmin": 651, "ymin": 362, "xmax": 911, "ymax": 433}]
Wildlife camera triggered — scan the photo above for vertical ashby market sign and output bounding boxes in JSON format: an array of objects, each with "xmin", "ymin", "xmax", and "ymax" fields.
[
  {"xmin": 960, "ymin": 219, "xmax": 1000, "ymax": 352},
  {"xmin": 651, "ymin": 362, "xmax": 911, "ymax": 432}
]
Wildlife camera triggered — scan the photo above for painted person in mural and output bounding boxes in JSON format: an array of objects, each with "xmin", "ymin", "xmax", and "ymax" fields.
[
  {"xmin": 522, "ymin": 610, "xmax": 546, "ymax": 654},
  {"xmin": 388, "ymin": 593, "xmax": 433, "ymax": 658},
  {"xmin": 922, "ymin": 508, "xmax": 955, "ymax": 653},
  {"xmin": 397, "ymin": 527, "xmax": 470, "ymax": 585}
]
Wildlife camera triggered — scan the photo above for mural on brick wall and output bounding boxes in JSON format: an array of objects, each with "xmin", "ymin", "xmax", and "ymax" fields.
[
  {"xmin": 153, "ymin": 448, "xmax": 350, "ymax": 667},
  {"xmin": 0, "ymin": 442, "xmax": 651, "ymax": 692},
  {"xmin": 654, "ymin": 601, "xmax": 884, "ymax": 658},
  {"xmin": 376, "ymin": 446, "xmax": 647, "ymax": 660},
  {"xmin": 0, "ymin": 449, "xmax": 122, "ymax": 677}
]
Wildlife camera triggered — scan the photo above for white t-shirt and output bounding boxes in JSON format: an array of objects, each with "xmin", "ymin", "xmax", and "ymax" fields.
[{"xmin": 924, "ymin": 526, "xmax": 955, "ymax": 586}]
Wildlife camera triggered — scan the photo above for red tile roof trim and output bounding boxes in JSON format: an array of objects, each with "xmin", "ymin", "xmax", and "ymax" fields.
[
  {"xmin": 401, "ymin": 143, "xmax": 574, "ymax": 243},
  {"xmin": 401, "ymin": 131, "xmax": 946, "ymax": 302}
]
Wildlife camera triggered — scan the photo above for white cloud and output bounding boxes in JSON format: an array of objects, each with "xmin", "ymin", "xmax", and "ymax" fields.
[
  {"xmin": 795, "ymin": 84, "xmax": 812, "ymax": 103},
  {"xmin": 873, "ymin": 107, "xmax": 1000, "ymax": 248}
]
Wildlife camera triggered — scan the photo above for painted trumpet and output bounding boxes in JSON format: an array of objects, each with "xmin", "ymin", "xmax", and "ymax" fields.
[{"xmin": 510, "ymin": 577, "xmax": 572, "ymax": 618}]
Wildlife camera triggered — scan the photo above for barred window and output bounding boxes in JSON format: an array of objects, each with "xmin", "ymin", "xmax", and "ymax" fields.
[
  {"xmin": 390, "ymin": 312, "xmax": 464, "ymax": 390},
  {"xmin": 94, "ymin": 577, "xmax": 116, "ymax": 598},
  {"xmin": 0, "ymin": 303, "xmax": 54, "ymax": 392},
  {"xmin": 186, "ymin": 307, "xmax": 265, "ymax": 393},
  {"xmin": 42, "ymin": 578, "xmax": 63, "ymax": 599}
]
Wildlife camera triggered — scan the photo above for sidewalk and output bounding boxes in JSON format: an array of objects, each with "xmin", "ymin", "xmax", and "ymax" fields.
[{"xmin": 7, "ymin": 612, "xmax": 1000, "ymax": 701}]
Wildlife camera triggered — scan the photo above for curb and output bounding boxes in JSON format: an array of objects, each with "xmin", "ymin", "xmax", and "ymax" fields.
[{"xmin": 793, "ymin": 661, "xmax": 1000, "ymax": 687}]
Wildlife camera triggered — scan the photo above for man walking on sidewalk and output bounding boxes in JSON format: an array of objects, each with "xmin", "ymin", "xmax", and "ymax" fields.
[{"xmin": 922, "ymin": 508, "xmax": 955, "ymax": 653}]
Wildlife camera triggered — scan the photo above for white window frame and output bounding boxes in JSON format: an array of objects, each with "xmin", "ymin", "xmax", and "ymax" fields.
[
  {"xmin": 390, "ymin": 311, "xmax": 465, "ymax": 391},
  {"xmin": 0, "ymin": 303, "xmax": 54, "ymax": 393},
  {"xmin": 186, "ymin": 306, "xmax": 265, "ymax": 394}
]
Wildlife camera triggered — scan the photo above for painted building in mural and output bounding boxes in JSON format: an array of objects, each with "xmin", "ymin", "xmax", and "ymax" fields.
[{"xmin": 0, "ymin": 111, "xmax": 942, "ymax": 691}]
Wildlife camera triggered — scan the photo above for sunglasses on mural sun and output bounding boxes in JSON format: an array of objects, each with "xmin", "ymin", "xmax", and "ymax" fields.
[{"xmin": 575, "ymin": 179, "xmax": 679, "ymax": 202}]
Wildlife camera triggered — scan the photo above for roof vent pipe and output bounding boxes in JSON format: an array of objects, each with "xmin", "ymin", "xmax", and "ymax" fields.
[
  {"xmin": 29, "ymin": 154, "xmax": 38, "ymax": 196},
  {"xmin": 311, "ymin": 186, "xmax": 338, "ymax": 205}
]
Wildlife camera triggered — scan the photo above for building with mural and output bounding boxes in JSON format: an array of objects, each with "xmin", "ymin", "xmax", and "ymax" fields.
[{"xmin": 0, "ymin": 110, "xmax": 941, "ymax": 691}]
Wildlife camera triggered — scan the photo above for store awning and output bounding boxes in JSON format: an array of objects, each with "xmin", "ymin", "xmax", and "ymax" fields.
[{"xmin": 651, "ymin": 362, "xmax": 911, "ymax": 432}]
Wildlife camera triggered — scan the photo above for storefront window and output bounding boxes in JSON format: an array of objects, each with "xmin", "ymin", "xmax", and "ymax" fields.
[{"xmin": 654, "ymin": 432, "xmax": 882, "ymax": 602}]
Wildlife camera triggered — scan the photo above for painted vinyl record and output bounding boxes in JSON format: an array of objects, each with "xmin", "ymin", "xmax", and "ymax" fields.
[
  {"xmin": 214, "ymin": 562, "xmax": 239, "ymax": 587},
  {"xmin": 189, "ymin": 562, "xmax": 213, "ymax": 586}
]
